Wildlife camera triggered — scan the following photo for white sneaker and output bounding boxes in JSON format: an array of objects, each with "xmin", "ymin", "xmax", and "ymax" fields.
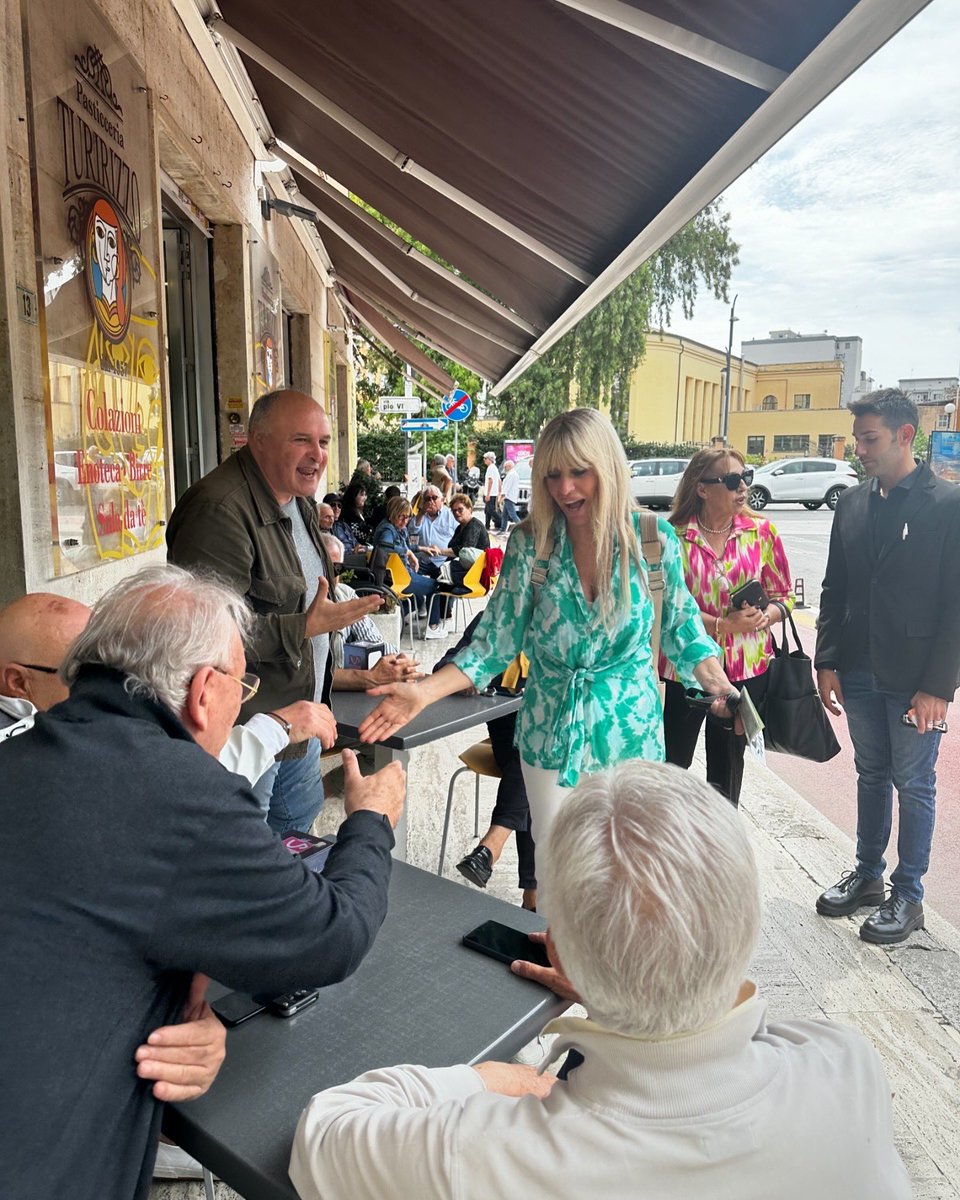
[
  {"xmin": 424, "ymin": 623, "xmax": 449, "ymax": 640},
  {"xmin": 153, "ymin": 1142, "xmax": 207, "ymax": 1179}
]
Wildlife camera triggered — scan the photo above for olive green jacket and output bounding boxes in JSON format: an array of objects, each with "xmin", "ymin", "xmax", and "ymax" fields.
[{"xmin": 166, "ymin": 446, "xmax": 334, "ymax": 757}]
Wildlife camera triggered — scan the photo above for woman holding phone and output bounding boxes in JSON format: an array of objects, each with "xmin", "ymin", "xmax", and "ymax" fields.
[
  {"xmin": 662, "ymin": 448, "xmax": 795, "ymax": 805},
  {"xmin": 359, "ymin": 409, "xmax": 741, "ymax": 900}
]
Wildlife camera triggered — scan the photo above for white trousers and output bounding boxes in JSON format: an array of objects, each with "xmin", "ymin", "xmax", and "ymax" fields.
[{"xmin": 520, "ymin": 761, "xmax": 569, "ymax": 916}]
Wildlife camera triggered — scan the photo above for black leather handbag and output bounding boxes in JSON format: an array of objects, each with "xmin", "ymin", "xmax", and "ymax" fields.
[{"xmin": 760, "ymin": 604, "xmax": 841, "ymax": 762}]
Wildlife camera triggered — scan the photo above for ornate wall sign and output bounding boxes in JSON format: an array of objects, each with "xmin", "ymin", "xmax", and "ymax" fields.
[
  {"xmin": 27, "ymin": 2, "xmax": 166, "ymax": 576},
  {"xmin": 250, "ymin": 237, "xmax": 283, "ymax": 399}
]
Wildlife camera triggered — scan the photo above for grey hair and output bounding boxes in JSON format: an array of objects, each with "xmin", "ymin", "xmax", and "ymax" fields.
[
  {"xmin": 320, "ymin": 532, "xmax": 345, "ymax": 562},
  {"xmin": 248, "ymin": 389, "xmax": 288, "ymax": 435},
  {"xmin": 61, "ymin": 565, "xmax": 252, "ymax": 715},
  {"xmin": 543, "ymin": 760, "xmax": 760, "ymax": 1038},
  {"xmin": 432, "ymin": 454, "xmax": 446, "ymax": 466}
]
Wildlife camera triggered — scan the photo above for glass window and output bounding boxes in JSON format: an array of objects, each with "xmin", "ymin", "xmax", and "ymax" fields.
[
  {"xmin": 802, "ymin": 460, "xmax": 834, "ymax": 473},
  {"xmin": 761, "ymin": 395, "xmax": 778, "ymax": 411},
  {"xmin": 746, "ymin": 436, "xmax": 765, "ymax": 456},
  {"xmin": 793, "ymin": 394, "xmax": 811, "ymax": 409},
  {"xmin": 773, "ymin": 435, "xmax": 811, "ymax": 453},
  {"xmin": 631, "ymin": 461, "xmax": 656, "ymax": 476}
]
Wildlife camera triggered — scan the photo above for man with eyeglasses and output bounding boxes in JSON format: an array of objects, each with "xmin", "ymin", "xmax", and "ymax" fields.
[{"xmin": 0, "ymin": 565, "xmax": 404, "ymax": 1200}]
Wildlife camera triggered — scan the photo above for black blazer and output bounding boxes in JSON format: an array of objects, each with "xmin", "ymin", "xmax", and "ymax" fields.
[{"xmin": 815, "ymin": 462, "xmax": 960, "ymax": 700}]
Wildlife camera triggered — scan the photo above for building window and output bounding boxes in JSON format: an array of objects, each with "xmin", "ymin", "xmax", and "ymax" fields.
[
  {"xmin": 818, "ymin": 435, "xmax": 835, "ymax": 456},
  {"xmin": 793, "ymin": 394, "xmax": 811, "ymax": 409},
  {"xmin": 937, "ymin": 412, "xmax": 953, "ymax": 430},
  {"xmin": 773, "ymin": 435, "xmax": 811, "ymax": 453},
  {"xmin": 747, "ymin": 436, "xmax": 765, "ymax": 456},
  {"xmin": 761, "ymin": 395, "xmax": 778, "ymax": 411}
]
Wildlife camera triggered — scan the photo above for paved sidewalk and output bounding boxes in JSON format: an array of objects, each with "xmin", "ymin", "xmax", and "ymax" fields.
[{"xmin": 153, "ymin": 614, "xmax": 960, "ymax": 1199}]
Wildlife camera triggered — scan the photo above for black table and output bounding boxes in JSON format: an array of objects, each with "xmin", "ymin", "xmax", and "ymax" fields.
[
  {"xmin": 165, "ymin": 861, "xmax": 566, "ymax": 1200},
  {"xmin": 332, "ymin": 689, "xmax": 522, "ymax": 859}
]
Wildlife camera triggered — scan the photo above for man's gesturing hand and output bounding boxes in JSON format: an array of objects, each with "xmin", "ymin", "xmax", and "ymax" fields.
[
  {"xmin": 135, "ymin": 973, "xmax": 226, "ymax": 1102},
  {"xmin": 305, "ymin": 576, "xmax": 383, "ymax": 638},
  {"xmin": 273, "ymin": 700, "xmax": 338, "ymax": 748},
  {"xmin": 817, "ymin": 668, "xmax": 844, "ymax": 716},
  {"xmin": 342, "ymin": 747, "xmax": 405, "ymax": 828}
]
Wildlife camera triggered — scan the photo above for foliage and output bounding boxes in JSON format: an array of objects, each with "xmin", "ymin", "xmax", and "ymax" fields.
[
  {"xmin": 355, "ymin": 427, "xmax": 512, "ymax": 485},
  {"xmin": 621, "ymin": 439, "xmax": 702, "ymax": 460},
  {"xmin": 491, "ymin": 201, "xmax": 739, "ymax": 438},
  {"xmin": 913, "ymin": 428, "xmax": 929, "ymax": 462}
]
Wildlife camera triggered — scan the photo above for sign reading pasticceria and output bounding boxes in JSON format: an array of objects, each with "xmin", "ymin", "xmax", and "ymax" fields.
[{"xmin": 28, "ymin": 0, "xmax": 165, "ymax": 576}]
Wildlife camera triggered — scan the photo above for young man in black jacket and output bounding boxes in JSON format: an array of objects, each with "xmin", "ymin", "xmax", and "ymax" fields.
[{"xmin": 815, "ymin": 389, "xmax": 960, "ymax": 943}]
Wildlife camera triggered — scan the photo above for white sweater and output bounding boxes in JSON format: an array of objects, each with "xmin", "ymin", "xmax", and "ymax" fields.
[{"xmin": 290, "ymin": 990, "xmax": 909, "ymax": 1200}]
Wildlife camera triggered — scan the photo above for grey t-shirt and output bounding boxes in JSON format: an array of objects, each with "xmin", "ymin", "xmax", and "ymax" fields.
[{"xmin": 281, "ymin": 499, "xmax": 329, "ymax": 703}]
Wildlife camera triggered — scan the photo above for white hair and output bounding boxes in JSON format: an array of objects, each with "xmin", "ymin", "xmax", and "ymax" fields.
[
  {"xmin": 543, "ymin": 760, "xmax": 760, "ymax": 1038},
  {"xmin": 61, "ymin": 565, "xmax": 252, "ymax": 714},
  {"xmin": 320, "ymin": 532, "xmax": 345, "ymax": 562}
]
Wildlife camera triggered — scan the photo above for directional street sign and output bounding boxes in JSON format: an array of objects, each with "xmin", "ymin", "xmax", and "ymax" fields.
[
  {"xmin": 442, "ymin": 388, "xmax": 472, "ymax": 422},
  {"xmin": 378, "ymin": 396, "xmax": 422, "ymax": 415},
  {"xmin": 400, "ymin": 417, "xmax": 449, "ymax": 432}
]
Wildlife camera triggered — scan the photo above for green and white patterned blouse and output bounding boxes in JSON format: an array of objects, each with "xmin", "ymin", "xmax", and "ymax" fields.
[{"xmin": 453, "ymin": 512, "xmax": 720, "ymax": 786}]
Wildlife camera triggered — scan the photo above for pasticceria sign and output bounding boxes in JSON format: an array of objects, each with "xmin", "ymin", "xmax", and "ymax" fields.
[{"xmin": 28, "ymin": 0, "xmax": 165, "ymax": 576}]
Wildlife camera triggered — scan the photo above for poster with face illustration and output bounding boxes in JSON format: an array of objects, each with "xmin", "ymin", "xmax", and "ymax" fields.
[{"xmin": 27, "ymin": 0, "xmax": 166, "ymax": 576}]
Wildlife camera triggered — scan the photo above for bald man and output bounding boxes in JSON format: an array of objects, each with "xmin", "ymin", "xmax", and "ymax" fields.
[
  {"xmin": 0, "ymin": 593, "xmax": 88, "ymax": 737},
  {"xmin": 168, "ymin": 389, "xmax": 382, "ymax": 835}
]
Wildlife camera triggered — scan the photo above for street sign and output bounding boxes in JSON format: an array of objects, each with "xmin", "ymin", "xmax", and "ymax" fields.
[
  {"xmin": 442, "ymin": 388, "xmax": 472, "ymax": 422},
  {"xmin": 378, "ymin": 396, "xmax": 422, "ymax": 415},
  {"xmin": 400, "ymin": 417, "xmax": 449, "ymax": 432}
]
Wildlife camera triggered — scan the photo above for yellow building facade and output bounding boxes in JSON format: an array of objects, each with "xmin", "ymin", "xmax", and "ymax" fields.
[{"xmin": 627, "ymin": 332, "xmax": 850, "ymax": 460}]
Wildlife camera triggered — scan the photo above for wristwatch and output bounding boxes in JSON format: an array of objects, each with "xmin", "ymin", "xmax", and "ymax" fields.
[{"xmin": 266, "ymin": 711, "xmax": 293, "ymax": 735}]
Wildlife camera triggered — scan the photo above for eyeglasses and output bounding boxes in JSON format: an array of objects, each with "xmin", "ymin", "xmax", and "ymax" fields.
[
  {"xmin": 700, "ymin": 468, "xmax": 754, "ymax": 491},
  {"xmin": 16, "ymin": 661, "xmax": 59, "ymax": 674},
  {"xmin": 214, "ymin": 669, "xmax": 260, "ymax": 703}
]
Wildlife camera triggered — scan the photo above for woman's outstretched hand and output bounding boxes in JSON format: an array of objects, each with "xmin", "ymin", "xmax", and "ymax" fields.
[{"xmin": 358, "ymin": 682, "xmax": 429, "ymax": 742}]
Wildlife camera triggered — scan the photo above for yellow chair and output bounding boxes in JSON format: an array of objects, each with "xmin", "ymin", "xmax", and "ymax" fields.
[
  {"xmin": 438, "ymin": 551, "xmax": 487, "ymax": 633},
  {"xmin": 437, "ymin": 738, "xmax": 501, "ymax": 875},
  {"xmin": 385, "ymin": 552, "xmax": 421, "ymax": 649}
]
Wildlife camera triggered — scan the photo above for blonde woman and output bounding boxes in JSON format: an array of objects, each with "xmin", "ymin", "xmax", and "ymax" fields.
[{"xmin": 359, "ymin": 409, "xmax": 739, "ymax": 865}]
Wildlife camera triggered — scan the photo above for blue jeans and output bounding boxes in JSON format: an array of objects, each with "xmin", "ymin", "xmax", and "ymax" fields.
[
  {"xmin": 840, "ymin": 668, "xmax": 942, "ymax": 903},
  {"xmin": 499, "ymin": 498, "xmax": 518, "ymax": 531},
  {"xmin": 250, "ymin": 737, "xmax": 325, "ymax": 836}
]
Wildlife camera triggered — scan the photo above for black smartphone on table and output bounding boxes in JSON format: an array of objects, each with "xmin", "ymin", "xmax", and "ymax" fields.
[
  {"xmin": 462, "ymin": 920, "xmax": 551, "ymax": 969},
  {"xmin": 729, "ymin": 579, "xmax": 768, "ymax": 611},
  {"xmin": 211, "ymin": 992, "xmax": 268, "ymax": 1027}
]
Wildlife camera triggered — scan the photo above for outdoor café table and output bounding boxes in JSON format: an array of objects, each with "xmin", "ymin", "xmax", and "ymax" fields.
[
  {"xmin": 331, "ymin": 688, "xmax": 523, "ymax": 860},
  {"xmin": 164, "ymin": 860, "xmax": 568, "ymax": 1200}
]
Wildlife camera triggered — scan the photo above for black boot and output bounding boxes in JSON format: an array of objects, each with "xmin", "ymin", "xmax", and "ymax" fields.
[{"xmin": 816, "ymin": 869, "xmax": 885, "ymax": 917}]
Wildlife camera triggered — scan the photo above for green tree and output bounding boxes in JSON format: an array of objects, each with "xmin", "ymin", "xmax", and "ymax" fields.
[{"xmin": 492, "ymin": 202, "xmax": 739, "ymax": 438}]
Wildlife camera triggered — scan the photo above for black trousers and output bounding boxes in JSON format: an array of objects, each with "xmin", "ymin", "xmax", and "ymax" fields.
[
  {"xmin": 662, "ymin": 675, "xmax": 767, "ymax": 807},
  {"xmin": 487, "ymin": 713, "xmax": 537, "ymax": 891},
  {"xmin": 484, "ymin": 497, "xmax": 499, "ymax": 529}
]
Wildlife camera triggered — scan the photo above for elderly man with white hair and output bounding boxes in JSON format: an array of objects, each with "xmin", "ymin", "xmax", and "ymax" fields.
[
  {"xmin": 290, "ymin": 760, "xmax": 908, "ymax": 1200},
  {"xmin": 0, "ymin": 565, "xmax": 404, "ymax": 1200}
]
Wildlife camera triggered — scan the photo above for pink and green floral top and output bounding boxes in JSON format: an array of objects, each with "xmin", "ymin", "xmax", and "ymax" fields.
[{"xmin": 659, "ymin": 514, "xmax": 794, "ymax": 684}]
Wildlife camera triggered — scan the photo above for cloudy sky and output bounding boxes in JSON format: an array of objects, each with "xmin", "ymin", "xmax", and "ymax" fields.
[{"xmin": 668, "ymin": 0, "xmax": 959, "ymax": 388}]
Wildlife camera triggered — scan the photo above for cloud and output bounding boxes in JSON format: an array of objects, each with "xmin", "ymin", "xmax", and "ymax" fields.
[{"xmin": 669, "ymin": 0, "xmax": 960, "ymax": 385}]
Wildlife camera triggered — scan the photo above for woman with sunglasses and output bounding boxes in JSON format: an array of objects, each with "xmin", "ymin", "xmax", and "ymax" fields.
[
  {"xmin": 663, "ymin": 448, "xmax": 795, "ymax": 806},
  {"xmin": 359, "ymin": 409, "xmax": 741, "ymax": 909}
]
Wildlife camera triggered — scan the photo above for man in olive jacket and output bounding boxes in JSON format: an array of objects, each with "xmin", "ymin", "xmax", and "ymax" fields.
[
  {"xmin": 167, "ymin": 390, "xmax": 381, "ymax": 834},
  {"xmin": 815, "ymin": 388, "xmax": 960, "ymax": 944}
]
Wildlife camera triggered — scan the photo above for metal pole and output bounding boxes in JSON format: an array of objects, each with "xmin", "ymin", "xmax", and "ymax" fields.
[{"xmin": 721, "ymin": 293, "xmax": 738, "ymax": 444}]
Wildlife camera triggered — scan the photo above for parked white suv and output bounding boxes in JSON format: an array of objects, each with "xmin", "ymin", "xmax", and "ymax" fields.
[
  {"xmin": 748, "ymin": 457, "xmax": 859, "ymax": 511},
  {"xmin": 514, "ymin": 458, "xmax": 532, "ymax": 517},
  {"xmin": 629, "ymin": 458, "xmax": 689, "ymax": 509}
]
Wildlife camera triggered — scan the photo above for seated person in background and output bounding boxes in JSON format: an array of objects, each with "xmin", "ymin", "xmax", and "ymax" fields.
[
  {"xmin": 337, "ymin": 480, "xmax": 372, "ymax": 547},
  {"xmin": 410, "ymin": 485, "xmax": 459, "ymax": 638},
  {"xmin": 0, "ymin": 565, "xmax": 405, "ymax": 1200},
  {"xmin": 430, "ymin": 453, "xmax": 454, "ymax": 501},
  {"xmin": 368, "ymin": 484, "xmax": 402, "ymax": 534},
  {"xmin": 440, "ymin": 492, "xmax": 490, "ymax": 588},
  {"xmin": 316, "ymin": 501, "xmax": 337, "ymax": 534},
  {"xmin": 371, "ymin": 496, "xmax": 442, "ymax": 631},
  {"xmin": 435, "ymin": 614, "xmax": 536, "ymax": 909},
  {"xmin": 320, "ymin": 533, "xmax": 421, "ymax": 689},
  {"xmin": 290, "ymin": 760, "xmax": 909, "ymax": 1200}
]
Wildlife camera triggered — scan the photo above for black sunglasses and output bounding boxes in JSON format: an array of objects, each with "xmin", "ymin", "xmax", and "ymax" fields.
[
  {"xmin": 17, "ymin": 661, "xmax": 59, "ymax": 674},
  {"xmin": 700, "ymin": 468, "xmax": 754, "ymax": 491}
]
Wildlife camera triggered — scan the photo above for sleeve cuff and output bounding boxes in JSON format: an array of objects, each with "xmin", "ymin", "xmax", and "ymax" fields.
[{"xmin": 243, "ymin": 712, "xmax": 291, "ymax": 758}]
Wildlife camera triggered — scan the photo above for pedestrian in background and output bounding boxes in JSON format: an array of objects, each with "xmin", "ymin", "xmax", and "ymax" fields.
[
  {"xmin": 662, "ymin": 448, "xmax": 793, "ymax": 806},
  {"xmin": 483, "ymin": 450, "xmax": 501, "ymax": 530},
  {"xmin": 815, "ymin": 388, "xmax": 960, "ymax": 945}
]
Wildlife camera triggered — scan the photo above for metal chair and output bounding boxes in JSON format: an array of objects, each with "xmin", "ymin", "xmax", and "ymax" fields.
[{"xmin": 437, "ymin": 738, "xmax": 502, "ymax": 875}]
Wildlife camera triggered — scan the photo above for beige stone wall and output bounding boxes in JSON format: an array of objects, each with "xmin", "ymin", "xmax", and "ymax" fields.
[{"xmin": 0, "ymin": 0, "xmax": 338, "ymax": 602}]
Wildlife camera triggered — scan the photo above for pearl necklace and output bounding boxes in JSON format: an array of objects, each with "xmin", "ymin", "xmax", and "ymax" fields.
[{"xmin": 698, "ymin": 517, "xmax": 733, "ymax": 535}]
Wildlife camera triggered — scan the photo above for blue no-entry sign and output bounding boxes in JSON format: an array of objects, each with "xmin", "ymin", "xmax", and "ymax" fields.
[{"xmin": 442, "ymin": 389, "xmax": 472, "ymax": 422}]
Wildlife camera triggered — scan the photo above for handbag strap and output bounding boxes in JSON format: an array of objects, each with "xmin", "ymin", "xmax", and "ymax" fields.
[{"xmin": 771, "ymin": 600, "xmax": 803, "ymax": 655}]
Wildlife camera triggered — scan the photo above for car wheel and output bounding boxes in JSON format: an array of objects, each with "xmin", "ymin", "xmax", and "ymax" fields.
[
  {"xmin": 825, "ymin": 486, "xmax": 844, "ymax": 510},
  {"xmin": 748, "ymin": 487, "xmax": 769, "ymax": 510},
  {"xmin": 802, "ymin": 501, "xmax": 823, "ymax": 511}
]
